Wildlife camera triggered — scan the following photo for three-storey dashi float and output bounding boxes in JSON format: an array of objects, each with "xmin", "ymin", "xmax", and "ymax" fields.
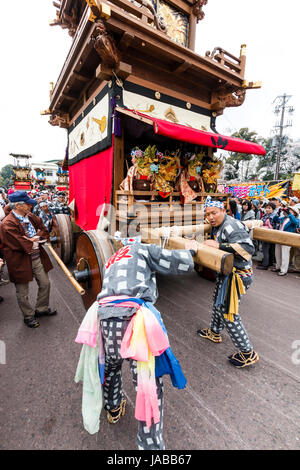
[{"xmin": 45, "ymin": 0, "xmax": 272, "ymax": 308}]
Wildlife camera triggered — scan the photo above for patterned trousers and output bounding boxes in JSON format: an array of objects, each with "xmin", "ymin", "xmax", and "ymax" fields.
[
  {"xmin": 100, "ymin": 318, "xmax": 165, "ymax": 450},
  {"xmin": 210, "ymin": 275, "xmax": 253, "ymax": 353}
]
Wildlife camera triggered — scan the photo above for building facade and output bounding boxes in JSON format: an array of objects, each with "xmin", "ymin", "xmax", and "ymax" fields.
[{"xmin": 30, "ymin": 161, "xmax": 59, "ymax": 186}]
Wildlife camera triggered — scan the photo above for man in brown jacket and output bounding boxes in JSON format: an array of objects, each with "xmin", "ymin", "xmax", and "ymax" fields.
[{"xmin": 0, "ymin": 191, "xmax": 56, "ymax": 328}]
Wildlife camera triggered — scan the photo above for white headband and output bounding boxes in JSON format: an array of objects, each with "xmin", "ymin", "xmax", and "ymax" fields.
[
  {"xmin": 114, "ymin": 231, "xmax": 141, "ymax": 245},
  {"xmin": 204, "ymin": 196, "xmax": 224, "ymax": 210}
]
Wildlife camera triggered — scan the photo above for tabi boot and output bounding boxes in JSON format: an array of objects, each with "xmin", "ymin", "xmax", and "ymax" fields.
[
  {"xmin": 106, "ymin": 399, "xmax": 126, "ymax": 424},
  {"xmin": 197, "ymin": 328, "xmax": 222, "ymax": 343},
  {"xmin": 228, "ymin": 350, "xmax": 259, "ymax": 368}
]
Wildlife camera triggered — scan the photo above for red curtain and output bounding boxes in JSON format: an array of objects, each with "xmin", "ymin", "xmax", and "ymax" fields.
[
  {"xmin": 153, "ymin": 117, "xmax": 266, "ymax": 155},
  {"xmin": 68, "ymin": 143, "xmax": 114, "ymax": 231},
  {"xmin": 129, "ymin": 110, "xmax": 266, "ymax": 156}
]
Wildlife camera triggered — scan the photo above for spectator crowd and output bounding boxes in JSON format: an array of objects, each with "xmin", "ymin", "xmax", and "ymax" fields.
[
  {"xmin": 0, "ymin": 187, "xmax": 70, "ymax": 232},
  {"xmin": 0, "ymin": 187, "xmax": 71, "ymax": 309},
  {"xmin": 227, "ymin": 195, "xmax": 300, "ymax": 276}
]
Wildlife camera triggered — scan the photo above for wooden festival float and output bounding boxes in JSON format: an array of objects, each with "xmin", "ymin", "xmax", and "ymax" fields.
[
  {"xmin": 10, "ymin": 153, "xmax": 33, "ymax": 191},
  {"xmin": 43, "ymin": 0, "xmax": 300, "ymax": 308}
]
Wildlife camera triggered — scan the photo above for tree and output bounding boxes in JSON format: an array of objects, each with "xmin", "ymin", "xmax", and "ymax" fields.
[
  {"xmin": 280, "ymin": 138, "xmax": 300, "ymax": 179},
  {"xmin": 223, "ymin": 128, "xmax": 261, "ymax": 181},
  {"xmin": 256, "ymin": 136, "xmax": 300, "ymax": 181},
  {"xmin": 0, "ymin": 165, "xmax": 14, "ymax": 189},
  {"xmin": 255, "ymin": 137, "xmax": 277, "ymax": 181}
]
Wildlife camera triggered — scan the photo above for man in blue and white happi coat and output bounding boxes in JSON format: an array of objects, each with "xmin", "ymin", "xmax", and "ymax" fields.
[
  {"xmin": 97, "ymin": 232, "xmax": 197, "ymax": 450},
  {"xmin": 197, "ymin": 197, "xmax": 259, "ymax": 369}
]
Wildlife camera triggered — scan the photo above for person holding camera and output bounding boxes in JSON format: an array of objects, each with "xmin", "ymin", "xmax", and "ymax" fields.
[{"xmin": 272, "ymin": 205, "xmax": 299, "ymax": 276}]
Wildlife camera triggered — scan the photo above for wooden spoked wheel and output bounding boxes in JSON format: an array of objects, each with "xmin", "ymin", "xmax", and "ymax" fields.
[
  {"xmin": 50, "ymin": 214, "xmax": 74, "ymax": 265},
  {"xmin": 74, "ymin": 230, "xmax": 119, "ymax": 310}
]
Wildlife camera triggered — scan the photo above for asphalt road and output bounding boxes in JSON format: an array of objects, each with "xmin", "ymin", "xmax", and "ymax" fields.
[{"xmin": 0, "ymin": 252, "xmax": 300, "ymax": 450}]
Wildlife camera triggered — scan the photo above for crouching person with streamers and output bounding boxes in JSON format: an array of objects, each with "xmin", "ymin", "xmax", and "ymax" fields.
[
  {"xmin": 75, "ymin": 233, "xmax": 196, "ymax": 450},
  {"xmin": 197, "ymin": 197, "xmax": 259, "ymax": 368}
]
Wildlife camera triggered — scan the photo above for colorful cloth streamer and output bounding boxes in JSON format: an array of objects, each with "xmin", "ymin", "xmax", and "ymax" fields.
[
  {"xmin": 98, "ymin": 296, "xmax": 187, "ymax": 428},
  {"xmin": 143, "ymin": 302, "xmax": 187, "ymax": 390},
  {"xmin": 75, "ymin": 301, "xmax": 106, "ymax": 385},
  {"xmin": 99, "ymin": 296, "xmax": 187, "ymax": 386},
  {"xmin": 74, "ymin": 301, "xmax": 103, "ymax": 434},
  {"xmin": 135, "ymin": 355, "xmax": 160, "ymax": 427},
  {"xmin": 98, "ymin": 329, "xmax": 106, "ymax": 385}
]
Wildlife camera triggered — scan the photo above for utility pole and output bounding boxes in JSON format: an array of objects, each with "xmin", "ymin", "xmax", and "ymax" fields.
[{"xmin": 273, "ymin": 94, "xmax": 294, "ymax": 179}]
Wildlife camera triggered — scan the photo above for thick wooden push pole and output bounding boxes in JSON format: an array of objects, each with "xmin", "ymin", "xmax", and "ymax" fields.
[
  {"xmin": 252, "ymin": 228, "xmax": 300, "ymax": 248},
  {"xmin": 166, "ymin": 236, "xmax": 234, "ymax": 275},
  {"xmin": 141, "ymin": 228, "xmax": 234, "ymax": 275},
  {"xmin": 46, "ymin": 243, "xmax": 85, "ymax": 295}
]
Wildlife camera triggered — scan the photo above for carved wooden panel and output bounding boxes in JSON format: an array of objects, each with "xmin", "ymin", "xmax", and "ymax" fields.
[{"xmin": 152, "ymin": 0, "xmax": 189, "ymax": 47}]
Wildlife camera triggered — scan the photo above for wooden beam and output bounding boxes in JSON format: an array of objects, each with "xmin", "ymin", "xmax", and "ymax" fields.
[
  {"xmin": 141, "ymin": 228, "xmax": 234, "ymax": 275},
  {"xmin": 253, "ymin": 228, "xmax": 300, "ymax": 248},
  {"xmin": 95, "ymin": 63, "xmax": 113, "ymax": 81},
  {"xmin": 141, "ymin": 221, "xmax": 300, "ymax": 249},
  {"xmin": 172, "ymin": 60, "xmax": 191, "ymax": 74},
  {"xmin": 117, "ymin": 31, "xmax": 135, "ymax": 53},
  {"xmin": 113, "ymin": 132, "xmax": 125, "ymax": 197},
  {"xmin": 106, "ymin": 0, "xmax": 154, "ymax": 23},
  {"xmin": 141, "ymin": 224, "xmax": 211, "ymax": 239},
  {"xmin": 140, "ymin": 220, "xmax": 262, "ymax": 240},
  {"xmin": 114, "ymin": 105, "xmax": 154, "ymax": 126},
  {"xmin": 115, "ymin": 61, "xmax": 132, "ymax": 80},
  {"xmin": 62, "ymin": 93, "xmax": 77, "ymax": 102},
  {"xmin": 73, "ymin": 71, "xmax": 91, "ymax": 82}
]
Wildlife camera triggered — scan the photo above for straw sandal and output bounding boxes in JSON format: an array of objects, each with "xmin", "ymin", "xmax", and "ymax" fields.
[
  {"xmin": 197, "ymin": 328, "xmax": 222, "ymax": 343},
  {"xmin": 106, "ymin": 399, "xmax": 126, "ymax": 424},
  {"xmin": 228, "ymin": 350, "xmax": 259, "ymax": 368}
]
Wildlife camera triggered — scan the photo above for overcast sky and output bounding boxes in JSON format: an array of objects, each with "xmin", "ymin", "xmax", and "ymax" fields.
[{"xmin": 0, "ymin": 0, "xmax": 299, "ymax": 170}]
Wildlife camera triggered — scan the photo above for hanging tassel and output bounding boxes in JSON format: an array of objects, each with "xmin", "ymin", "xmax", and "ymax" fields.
[{"xmin": 224, "ymin": 268, "xmax": 246, "ymax": 322}]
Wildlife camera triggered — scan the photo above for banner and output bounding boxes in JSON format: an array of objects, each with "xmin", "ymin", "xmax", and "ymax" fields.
[
  {"xmin": 217, "ymin": 180, "xmax": 291, "ymax": 199},
  {"xmin": 292, "ymin": 173, "xmax": 300, "ymax": 191}
]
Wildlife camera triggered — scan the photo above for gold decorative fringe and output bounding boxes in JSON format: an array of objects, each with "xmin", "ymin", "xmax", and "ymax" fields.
[
  {"xmin": 107, "ymin": 399, "xmax": 126, "ymax": 424},
  {"xmin": 224, "ymin": 268, "xmax": 246, "ymax": 323}
]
